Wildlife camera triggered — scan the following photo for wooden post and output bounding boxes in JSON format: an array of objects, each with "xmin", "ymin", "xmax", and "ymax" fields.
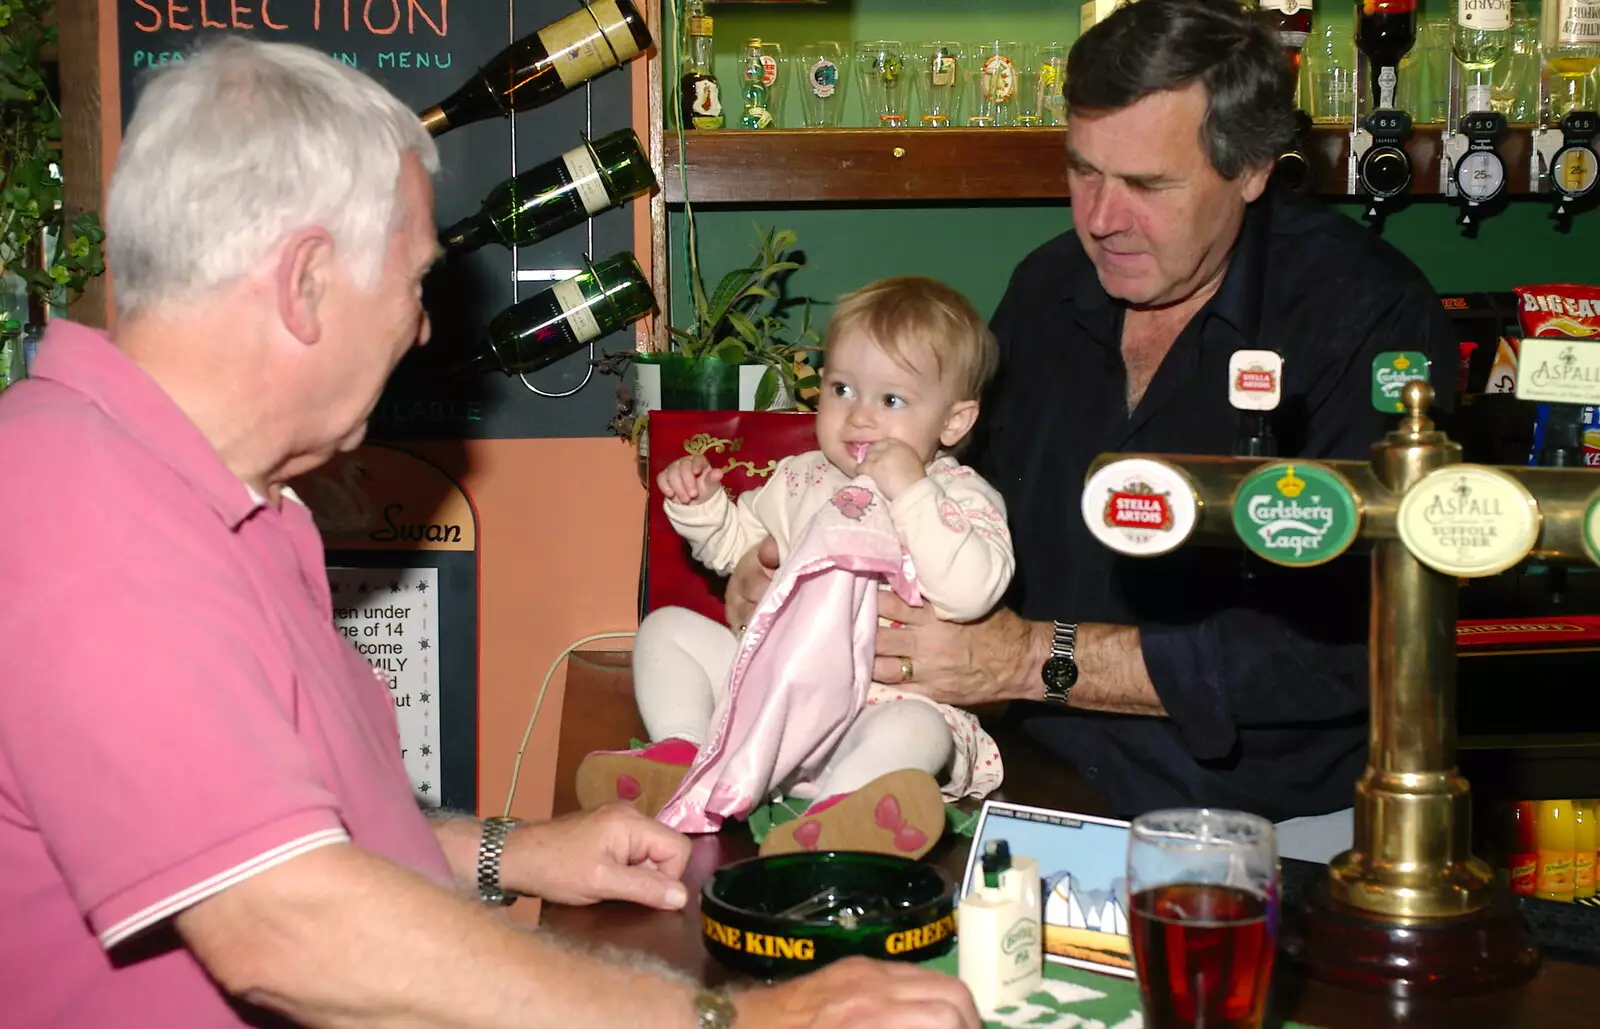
[{"xmin": 54, "ymin": 0, "xmax": 117, "ymax": 330}]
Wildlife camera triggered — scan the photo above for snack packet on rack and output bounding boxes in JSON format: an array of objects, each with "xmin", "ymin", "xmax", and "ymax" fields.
[
  {"xmin": 1512, "ymin": 285, "xmax": 1600, "ymax": 467},
  {"xmin": 1514, "ymin": 284, "xmax": 1600, "ymax": 339}
]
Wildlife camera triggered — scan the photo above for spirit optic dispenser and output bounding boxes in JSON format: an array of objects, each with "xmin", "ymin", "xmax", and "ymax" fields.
[{"xmin": 1080, "ymin": 355, "xmax": 1600, "ymax": 996}]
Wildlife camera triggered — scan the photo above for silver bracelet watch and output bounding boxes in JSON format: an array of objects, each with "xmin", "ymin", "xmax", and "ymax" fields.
[
  {"xmin": 476, "ymin": 816, "xmax": 520, "ymax": 906},
  {"xmin": 1040, "ymin": 620, "xmax": 1079, "ymax": 705}
]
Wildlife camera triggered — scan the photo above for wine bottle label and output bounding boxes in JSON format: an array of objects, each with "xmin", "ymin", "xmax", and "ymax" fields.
[
  {"xmin": 1457, "ymin": 0, "xmax": 1510, "ymax": 30},
  {"xmin": 552, "ymin": 278, "xmax": 604, "ymax": 344},
  {"xmin": 560, "ymin": 143, "xmax": 612, "ymax": 216},
  {"xmin": 540, "ymin": 1, "xmax": 636, "ymax": 90},
  {"xmin": 688, "ymin": 15, "xmax": 713, "ymax": 36},
  {"xmin": 1560, "ymin": 0, "xmax": 1600, "ymax": 42},
  {"xmin": 1260, "ymin": 0, "xmax": 1312, "ymax": 11},
  {"xmin": 1465, "ymin": 83, "xmax": 1493, "ymax": 112}
]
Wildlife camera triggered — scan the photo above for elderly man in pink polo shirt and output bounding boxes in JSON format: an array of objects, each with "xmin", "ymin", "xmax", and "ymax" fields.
[{"xmin": 0, "ymin": 38, "xmax": 979, "ymax": 1029}]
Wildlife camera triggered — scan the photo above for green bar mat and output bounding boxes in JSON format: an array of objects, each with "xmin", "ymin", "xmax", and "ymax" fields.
[{"xmin": 919, "ymin": 951, "xmax": 1323, "ymax": 1029}]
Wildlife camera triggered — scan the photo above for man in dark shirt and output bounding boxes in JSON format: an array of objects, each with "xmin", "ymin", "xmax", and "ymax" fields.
[{"xmin": 728, "ymin": 0, "xmax": 1458, "ymax": 845}]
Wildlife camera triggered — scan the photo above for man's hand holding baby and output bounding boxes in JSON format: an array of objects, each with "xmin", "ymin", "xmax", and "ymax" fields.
[
  {"xmin": 853, "ymin": 439, "xmax": 926, "ymax": 500},
  {"xmin": 658, "ymin": 455, "xmax": 725, "ymax": 505}
]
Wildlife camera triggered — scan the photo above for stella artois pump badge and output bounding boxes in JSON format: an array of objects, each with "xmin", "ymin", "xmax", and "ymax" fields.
[
  {"xmin": 1228, "ymin": 350, "xmax": 1284, "ymax": 411},
  {"xmin": 1231, "ymin": 462, "xmax": 1362, "ymax": 567},
  {"xmin": 1397, "ymin": 465, "xmax": 1542, "ymax": 577},
  {"xmin": 1081, "ymin": 458, "xmax": 1201, "ymax": 557}
]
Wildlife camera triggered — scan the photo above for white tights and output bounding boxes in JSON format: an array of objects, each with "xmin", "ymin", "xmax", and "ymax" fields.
[{"xmin": 632, "ymin": 605, "xmax": 954, "ymax": 798}]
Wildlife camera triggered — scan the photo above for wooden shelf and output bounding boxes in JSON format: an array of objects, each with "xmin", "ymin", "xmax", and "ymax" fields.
[
  {"xmin": 661, "ymin": 125, "xmax": 1540, "ymax": 204},
  {"xmin": 662, "ymin": 128, "xmax": 1070, "ymax": 203}
]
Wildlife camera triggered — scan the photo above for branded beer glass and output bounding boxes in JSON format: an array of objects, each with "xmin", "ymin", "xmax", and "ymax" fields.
[{"xmin": 1128, "ymin": 809, "xmax": 1278, "ymax": 1029}]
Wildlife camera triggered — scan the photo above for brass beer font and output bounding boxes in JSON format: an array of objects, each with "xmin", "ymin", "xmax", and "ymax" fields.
[{"xmin": 1082, "ymin": 380, "xmax": 1600, "ymax": 931}]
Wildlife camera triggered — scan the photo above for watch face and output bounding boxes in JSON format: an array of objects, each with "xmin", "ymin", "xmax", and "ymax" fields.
[{"xmin": 1042, "ymin": 656, "xmax": 1078, "ymax": 693}]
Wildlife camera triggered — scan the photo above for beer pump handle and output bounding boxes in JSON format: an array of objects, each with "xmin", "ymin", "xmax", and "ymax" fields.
[{"xmin": 1227, "ymin": 350, "xmax": 1284, "ymax": 457}]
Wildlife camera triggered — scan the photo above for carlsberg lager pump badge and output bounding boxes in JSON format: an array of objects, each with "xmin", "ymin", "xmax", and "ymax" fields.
[{"xmin": 1232, "ymin": 462, "xmax": 1362, "ymax": 566}]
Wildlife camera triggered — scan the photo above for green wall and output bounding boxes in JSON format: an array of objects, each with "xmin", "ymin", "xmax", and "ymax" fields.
[
  {"xmin": 670, "ymin": 1, "xmax": 1598, "ymax": 327},
  {"xmin": 671, "ymin": 200, "xmax": 1600, "ymax": 327}
]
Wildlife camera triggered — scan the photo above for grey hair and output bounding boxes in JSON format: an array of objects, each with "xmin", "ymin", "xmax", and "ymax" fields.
[{"xmin": 107, "ymin": 38, "xmax": 439, "ymax": 315}]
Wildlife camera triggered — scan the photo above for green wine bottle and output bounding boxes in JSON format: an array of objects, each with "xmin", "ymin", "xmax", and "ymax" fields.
[
  {"xmin": 418, "ymin": 1, "xmax": 652, "ymax": 136},
  {"xmin": 441, "ymin": 129, "xmax": 655, "ymax": 255},
  {"xmin": 458, "ymin": 252, "xmax": 656, "ymax": 377}
]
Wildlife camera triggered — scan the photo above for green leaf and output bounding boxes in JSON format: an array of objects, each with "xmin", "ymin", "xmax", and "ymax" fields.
[
  {"xmin": 795, "ymin": 373, "xmax": 821, "ymax": 392},
  {"xmin": 770, "ymin": 229, "xmax": 797, "ymax": 253},
  {"xmin": 713, "ymin": 338, "xmax": 747, "ymax": 364},
  {"xmin": 753, "ymin": 366, "xmax": 778, "ymax": 410},
  {"xmin": 725, "ymin": 309, "xmax": 760, "ymax": 346}
]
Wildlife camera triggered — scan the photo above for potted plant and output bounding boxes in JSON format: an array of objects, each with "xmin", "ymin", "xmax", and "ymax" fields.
[
  {"xmin": 654, "ymin": 221, "xmax": 822, "ymax": 412},
  {"xmin": 605, "ymin": 222, "xmax": 821, "ymax": 443},
  {"xmin": 0, "ymin": 0, "xmax": 107, "ymax": 391}
]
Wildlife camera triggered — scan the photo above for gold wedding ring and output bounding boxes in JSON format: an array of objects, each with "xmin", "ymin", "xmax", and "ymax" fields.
[{"xmin": 900, "ymin": 658, "xmax": 914, "ymax": 682}]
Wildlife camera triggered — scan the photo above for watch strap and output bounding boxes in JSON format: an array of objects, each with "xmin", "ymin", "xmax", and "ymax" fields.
[
  {"xmin": 476, "ymin": 816, "xmax": 520, "ymax": 906},
  {"xmin": 1051, "ymin": 620, "xmax": 1077, "ymax": 662}
]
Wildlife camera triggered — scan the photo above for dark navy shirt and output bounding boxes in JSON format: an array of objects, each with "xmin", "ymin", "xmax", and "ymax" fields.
[{"xmin": 973, "ymin": 187, "xmax": 1458, "ymax": 822}]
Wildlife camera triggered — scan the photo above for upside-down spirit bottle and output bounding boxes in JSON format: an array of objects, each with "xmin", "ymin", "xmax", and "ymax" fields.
[
  {"xmin": 679, "ymin": 0, "xmax": 725, "ymax": 129},
  {"xmin": 1542, "ymin": 0, "xmax": 1600, "ymax": 118},
  {"xmin": 1453, "ymin": 0, "xmax": 1511, "ymax": 111},
  {"xmin": 440, "ymin": 129, "xmax": 655, "ymax": 255},
  {"xmin": 1260, "ymin": 0, "xmax": 1315, "ymax": 91},
  {"xmin": 418, "ymin": 1, "xmax": 652, "ymax": 136},
  {"xmin": 1357, "ymin": 0, "xmax": 1420, "ymax": 109},
  {"xmin": 454, "ymin": 253, "xmax": 656, "ymax": 377}
]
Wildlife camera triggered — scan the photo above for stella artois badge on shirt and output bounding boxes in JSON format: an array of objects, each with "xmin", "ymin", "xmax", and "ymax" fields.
[
  {"xmin": 1371, "ymin": 351, "xmax": 1431, "ymax": 413},
  {"xmin": 1228, "ymin": 350, "xmax": 1284, "ymax": 412},
  {"xmin": 1397, "ymin": 465, "xmax": 1542, "ymax": 577},
  {"xmin": 1231, "ymin": 462, "xmax": 1362, "ymax": 567},
  {"xmin": 1081, "ymin": 458, "xmax": 1200, "ymax": 557}
]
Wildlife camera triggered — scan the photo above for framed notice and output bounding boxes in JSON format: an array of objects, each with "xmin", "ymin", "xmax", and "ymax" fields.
[
  {"xmin": 294, "ymin": 443, "xmax": 480, "ymax": 812},
  {"xmin": 961, "ymin": 800, "xmax": 1136, "ymax": 980}
]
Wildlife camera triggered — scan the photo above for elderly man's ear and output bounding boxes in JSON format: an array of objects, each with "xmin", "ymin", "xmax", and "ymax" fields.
[{"xmin": 277, "ymin": 227, "xmax": 336, "ymax": 345}]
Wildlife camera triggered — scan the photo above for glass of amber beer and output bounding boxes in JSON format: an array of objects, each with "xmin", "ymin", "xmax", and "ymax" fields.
[{"xmin": 1127, "ymin": 809, "xmax": 1278, "ymax": 1029}]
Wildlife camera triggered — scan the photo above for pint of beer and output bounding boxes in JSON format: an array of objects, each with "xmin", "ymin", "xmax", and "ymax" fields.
[{"xmin": 1127, "ymin": 809, "xmax": 1278, "ymax": 1029}]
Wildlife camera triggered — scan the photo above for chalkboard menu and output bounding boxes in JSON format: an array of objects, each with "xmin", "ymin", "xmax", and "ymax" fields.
[{"xmin": 116, "ymin": 0, "xmax": 642, "ymax": 440}]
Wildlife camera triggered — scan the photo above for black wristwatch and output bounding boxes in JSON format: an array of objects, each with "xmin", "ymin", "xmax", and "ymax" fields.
[{"xmin": 1041, "ymin": 621, "xmax": 1078, "ymax": 705}]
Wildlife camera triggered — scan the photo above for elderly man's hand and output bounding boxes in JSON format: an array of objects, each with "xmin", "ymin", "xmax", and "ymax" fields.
[
  {"xmin": 724, "ymin": 537, "xmax": 780, "ymax": 631},
  {"xmin": 873, "ymin": 594, "xmax": 1047, "ymax": 707},
  {"xmin": 504, "ymin": 804, "xmax": 691, "ymax": 911},
  {"xmin": 736, "ymin": 956, "xmax": 982, "ymax": 1029}
]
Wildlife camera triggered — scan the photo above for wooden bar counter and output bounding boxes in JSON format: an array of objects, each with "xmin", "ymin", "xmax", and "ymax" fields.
[{"xmin": 540, "ymin": 650, "xmax": 1600, "ymax": 1028}]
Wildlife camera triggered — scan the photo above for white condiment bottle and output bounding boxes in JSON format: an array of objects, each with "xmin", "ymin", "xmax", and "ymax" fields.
[{"xmin": 958, "ymin": 839, "xmax": 1044, "ymax": 1017}]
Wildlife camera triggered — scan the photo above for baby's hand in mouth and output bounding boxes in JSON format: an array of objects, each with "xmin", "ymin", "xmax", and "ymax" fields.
[{"xmin": 848, "ymin": 442, "xmax": 871, "ymax": 463}]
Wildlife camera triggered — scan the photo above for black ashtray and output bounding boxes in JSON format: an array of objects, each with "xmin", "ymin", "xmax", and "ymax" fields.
[{"xmin": 700, "ymin": 851, "xmax": 956, "ymax": 978}]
